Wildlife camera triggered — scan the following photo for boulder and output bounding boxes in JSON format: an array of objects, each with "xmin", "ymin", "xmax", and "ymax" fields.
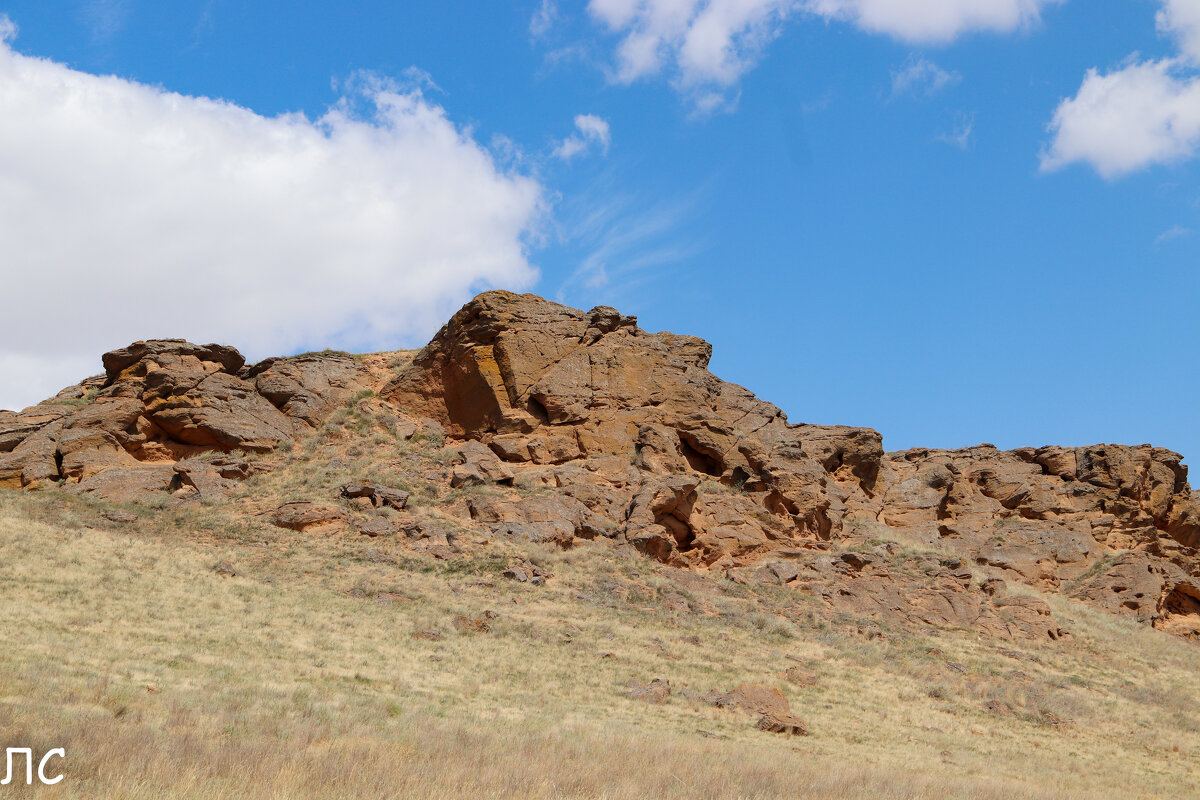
[
  {"xmin": 450, "ymin": 440, "xmax": 515, "ymax": 487},
  {"xmin": 339, "ymin": 481, "xmax": 411, "ymax": 510},
  {"xmin": 468, "ymin": 494, "xmax": 611, "ymax": 546},
  {"xmin": 359, "ymin": 517, "xmax": 397, "ymax": 537},
  {"xmin": 269, "ymin": 502, "xmax": 349, "ymax": 533},
  {"xmin": 67, "ymin": 465, "xmax": 178, "ymax": 502},
  {"xmin": 174, "ymin": 459, "xmax": 240, "ymax": 500},
  {"xmin": 708, "ymin": 684, "xmax": 790, "ymax": 716},
  {"xmin": 757, "ymin": 712, "xmax": 808, "ymax": 736},
  {"xmin": 627, "ymin": 678, "xmax": 671, "ymax": 704},
  {"xmin": 248, "ymin": 352, "xmax": 373, "ymax": 428}
]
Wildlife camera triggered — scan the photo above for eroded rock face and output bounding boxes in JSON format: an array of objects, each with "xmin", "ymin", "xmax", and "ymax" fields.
[
  {"xmin": 369, "ymin": 292, "xmax": 1198, "ymax": 638},
  {"xmin": 3, "ymin": 291, "xmax": 1198, "ymax": 642},
  {"xmin": 0, "ymin": 340, "xmax": 372, "ymax": 492},
  {"xmin": 385, "ymin": 291, "xmax": 882, "ymax": 565},
  {"xmin": 856, "ymin": 444, "xmax": 1200, "ymax": 636},
  {"xmin": 248, "ymin": 352, "xmax": 373, "ymax": 429},
  {"xmin": 270, "ymin": 501, "xmax": 349, "ymax": 533}
]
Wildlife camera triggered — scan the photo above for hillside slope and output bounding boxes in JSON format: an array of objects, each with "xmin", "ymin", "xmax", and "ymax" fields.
[
  {"xmin": 2, "ymin": 291, "xmax": 1197, "ymax": 641},
  {"xmin": 0, "ymin": 291, "xmax": 1197, "ymax": 797}
]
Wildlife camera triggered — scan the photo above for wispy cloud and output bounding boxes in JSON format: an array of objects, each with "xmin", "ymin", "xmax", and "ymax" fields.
[
  {"xmin": 578, "ymin": 0, "xmax": 1058, "ymax": 112},
  {"xmin": 938, "ymin": 113, "xmax": 975, "ymax": 149},
  {"xmin": 530, "ymin": 0, "xmax": 559, "ymax": 38},
  {"xmin": 804, "ymin": 0, "xmax": 1063, "ymax": 44},
  {"xmin": 587, "ymin": 0, "xmax": 794, "ymax": 112},
  {"xmin": 891, "ymin": 56, "xmax": 961, "ymax": 98},
  {"xmin": 191, "ymin": 0, "xmax": 219, "ymax": 47},
  {"xmin": 555, "ymin": 181, "xmax": 707, "ymax": 303},
  {"xmin": 553, "ymin": 114, "xmax": 612, "ymax": 160},
  {"xmin": 1155, "ymin": 224, "xmax": 1192, "ymax": 245},
  {"xmin": 79, "ymin": 0, "xmax": 131, "ymax": 42}
]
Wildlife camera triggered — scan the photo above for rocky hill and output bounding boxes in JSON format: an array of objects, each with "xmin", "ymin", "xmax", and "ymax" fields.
[{"xmin": 2, "ymin": 290, "xmax": 1198, "ymax": 642}]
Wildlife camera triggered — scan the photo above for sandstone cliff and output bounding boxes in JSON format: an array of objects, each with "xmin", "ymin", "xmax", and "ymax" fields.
[{"xmin": 2, "ymin": 291, "xmax": 1197, "ymax": 639}]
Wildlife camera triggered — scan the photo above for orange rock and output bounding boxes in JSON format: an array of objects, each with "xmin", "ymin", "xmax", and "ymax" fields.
[
  {"xmin": 709, "ymin": 684, "xmax": 790, "ymax": 716},
  {"xmin": 757, "ymin": 712, "xmax": 808, "ymax": 736}
]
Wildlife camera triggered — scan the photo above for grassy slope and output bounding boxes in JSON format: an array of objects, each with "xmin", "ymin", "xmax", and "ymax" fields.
[{"xmin": 0, "ymin": 478, "xmax": 1197, "ymax": 799}]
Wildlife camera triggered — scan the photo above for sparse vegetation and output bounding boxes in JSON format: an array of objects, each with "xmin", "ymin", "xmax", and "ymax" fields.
[{"xmin": 0, "ymin": 487, "xmax": 1196, "ymax": 799}]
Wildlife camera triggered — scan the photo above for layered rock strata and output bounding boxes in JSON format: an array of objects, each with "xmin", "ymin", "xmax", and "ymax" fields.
[{"xmin": 2, "ymin": 291, "xmax": 1197, "ymax": 639}]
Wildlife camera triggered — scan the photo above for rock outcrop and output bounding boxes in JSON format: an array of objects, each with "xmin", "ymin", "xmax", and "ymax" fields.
[
  {"xmin": 3, "ymin": 291, "xmax": 1198, "ymax": 640},
  {"xmin": 858, "ymin": 445, "xmax": 1200, "ymax": 636},
  {"xmin": 384, "ymin": 291, "xmax": 882, "ymax": 567},
  {"xmin": 0, "ymin": 340, "xmax": 371, "ymax": 494}
]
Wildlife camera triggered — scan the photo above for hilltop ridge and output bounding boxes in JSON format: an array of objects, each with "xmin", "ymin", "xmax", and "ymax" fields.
[{"xmin": 1, "ymin": 290, "xmax": 1198, "ymax": 639}]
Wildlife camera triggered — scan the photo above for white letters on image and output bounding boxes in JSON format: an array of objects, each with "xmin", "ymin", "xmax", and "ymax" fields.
[{"xmin": 0, "ymin": 747, "xmax": 64, "ymax": 786}]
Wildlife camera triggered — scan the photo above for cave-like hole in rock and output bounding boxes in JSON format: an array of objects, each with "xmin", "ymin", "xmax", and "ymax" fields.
[
  {"xmin": 729, "ymin": 466, "xmax": 751, "ymax": 489},
  {"xmin": 1164, "ymin": 585, "xmax": 1200, "ymax": 618},
  {"xmin": 658, "ymin": 514, "xmax": 697, "ymax": 552},
  {"xmin": 525, "ymin": 395, "xmax": 550, "ymax": 425},
  {"xmin": 677, "ymin": 432, "xmax": 722, "ymax": 477},
  {"xmin": 765, "ymin": 489, "xmax": 799, "ymax": 517}
]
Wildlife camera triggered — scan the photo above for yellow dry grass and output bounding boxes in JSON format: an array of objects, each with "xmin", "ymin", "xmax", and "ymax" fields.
[{"xmin": 0, "ymin": 484, "xmax": 1197, "ymax": 799}]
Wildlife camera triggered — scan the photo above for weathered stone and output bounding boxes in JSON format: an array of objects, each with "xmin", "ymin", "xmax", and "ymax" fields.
[
  {"xmin": 450, "ymin": 440, "xmax": 514, "ymax": 487},
  {"xmin": 384, "ymin": 291, "xmax": 881, "ymax": 560},
  {"xmin": 67, "ymin": 465, "xmax": 178, "ymax": 502},
  {"xmin": 4, "ymin": 291, "xmax": 1200, "ymax": 643},
  {"xmin": 146, "ymin": 371, "xmax": 293, "ymax": 452},
  {"xmin": 469, "ymin": 494, "xmax": 610, "ymax": 546},
  {"xmin": 102, "ymin": 340, "xmax": 245, "ymax": 379},
  {"xmin": 627, "ymin": 678, "xmax": 671, "ymax": 704},
  {"xmin": 248, "ymin": 352, "xmax": 373, "ymax": 429},
  {"xmin": 339, "ymin": 481, "xmax": 410, "ymax": 510},
  {"xmin": 757, "ymin": 712, "xmax": 808, "ymax": 736},
  {"xmin": 862, "ymin": 442, "xmax": 1200, "ymax": 631},
  {"xmin": 359, "ymin": 517, "xmax": 397, "ymax": 537},
  {"xmin": 783, "ymin": 666, "xmax": 818, "ymax": 687},
  {"xmin": 174, "ymin": 460, "xmax": 239, "ymax": 499},
  {"xmin": 269, "ymin": 502, "xmax": 349, "ymax": 533},
  {"xmin": 453, "ymin": 614, "xmax": 489, "ymax": 633},
  {"xmin": 709, "ymin": 685, "xmax": 790, "ymax": 716},
  {"xmin": 501, "ymin": 560, "xmax": 551, "ymax": 584},
  {"xmin": 0, "ymin": 403, "xmax": 75, "ymax": 453}
]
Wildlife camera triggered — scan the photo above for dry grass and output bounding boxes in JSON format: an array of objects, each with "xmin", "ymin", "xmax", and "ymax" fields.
[{"xmin": 0, "ymin": 443, "xmax": 1198, "ymax": 798}]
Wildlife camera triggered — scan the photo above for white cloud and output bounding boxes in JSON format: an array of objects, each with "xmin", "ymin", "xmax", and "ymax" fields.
[
  {"xmin": 1155, "ymin": 224, "xmax": 1192, "ymax": 245},
  {"xmin": 1044, "ymin": 1, "xmax": 1200, "ymax": 178},
  {"xmin": 530, "ymin": 0, "xmax": 559, "ymax": 38},
  {"xmin": 0, "ymin": 24, "xmax": 546, "ymax": 412},
  {"xmin": 80, "ymin": 0, "xmax": 131, "ymax": 42},
  {"xmin": 804, "ymin": 0, "xmax": 1062, "ymax": 43},
  {"xmin": 891, "ymin": 56, "xmax": 961, "ymax": 97},
  {"xmin": 583, "ymin": 0, "xmax": 1057, "ymax": 109},
  {"xmin": 555, "ymin": 188, "xmax": 703, "ymax": 303},
  {"xmin": 587, "ymin": 0, "xmax": 795, "ymax": 108},
  {"xmin": 1158, "ymin": 0, "xmax": 1200, "ymax": 63},
  {"xmin": 938, "ymin": 112, "xmax": 974, "ymax": 148},
  {"xmin": 553, "ymin": 113, "xmax": 612, "ymax": 159},
  {"xmin": 1042, "ymin": 59, "xmax": 1200, "ymax": 177}
]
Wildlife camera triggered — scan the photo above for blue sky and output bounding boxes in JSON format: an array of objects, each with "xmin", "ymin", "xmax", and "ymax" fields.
[{"xmin": 0, "ymin": 1, "xmax": 1197, "ymax": 465}]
